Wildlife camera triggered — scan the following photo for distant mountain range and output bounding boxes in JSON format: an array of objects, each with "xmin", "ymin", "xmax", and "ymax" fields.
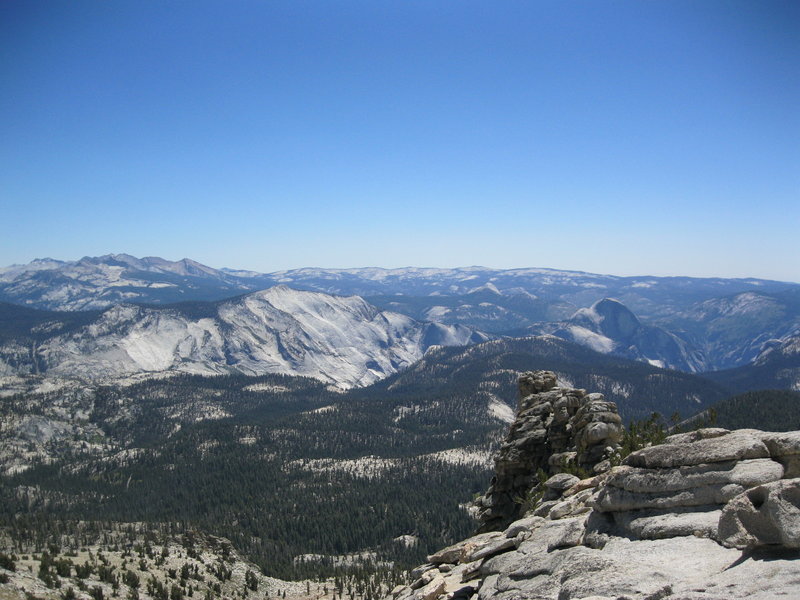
[
  {"xmin": 0, "ymin": 254, "xmax": 269, "ymax": 311},
  {"xmin": 1, "ymin": 254, "xmax": 798, "ymax": 385},
  {"xmin": 2, "ymin": 254, "xmax": 795, "ymax": 315}
]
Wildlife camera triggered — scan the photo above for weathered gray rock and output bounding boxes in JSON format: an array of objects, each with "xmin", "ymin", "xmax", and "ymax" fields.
[
  {"xmin": 605, "ymin": 459, "xmax": 783, "ymax": 494},
  {"xmin": 545, "ymin": 472, "xmax": 580, "ymax": 492},
  {"xmin": 402, "ymin": 528, "xmax": 800, "ymax": 599},
  {"xmin": 478, "ymin": 549, "xmax": 527, "ymax": 578},
  {"xmin": 427, "ymin": 531, "xmax": 502, "ymax": 565},
  {"xmin": 550, "ymin": 537, "xmax": 731, "ymax": 600},
  {"xmin": 468, "ymin": 537, "xmax": 517, "ymax": 561},
  {"xmin": 548, "ymin": 488, "xmax": 594, "ymax": 519},
  {"xmin": 512, "ymin": 516, "xmax": 590, "ymax": 561},
  {"xmin": 611, "ymin": 506, "xmax": 722, "ymax": 540},
  {"xmin": 623, "ymin": 430, "xmax": 770, "ymax": 469},
  {"xmin": 532, "ymin": 499, "xmax": 559, "ymax": 517},
  {"xmin": 483, "ymin": 534, "xmax": 800, "ymax": 600},
  {"xmin": 502, "ymin": 516, "xmax": 544, "ymax": 539},
  {"xmin": 543, "ymin": 472, "xmax": 580, "ymax": 501},
  {"xmin": 759, "ymin": 431, "xmax": 800, "ymax": 456},
  {"xmin": 779, "ymin": 455, "xmax": 800, "ymax": 478},
  {"xmin": 718, "ymin": 478, "xmax": 800, "ymax": 549},
  {"xmin": 562, "ymin": 474, "xmax": 604, "ymax": 497},
  {"xmin": 517, "ymin": 370, "xmax": 558, "ymax": 396},
  {"xmin": 592, "ymin": 458, "xmax": 612, "ymax": 474},
  {"xmin": 410, "ymin": 569, "xmax": 438, "ymax": 590},
  {"xmin": 597, "ymin": 481, "xmax": 749, "ymax": 512},
  {"xmin": 664, "ymin": 427, "xmax": 731, "ymax": 445},
  {"xmin": 545, "ymin": 516, "xmax": 585, "ymax": 550},
  {"xmin": 409, "ymin": 563, "xmax": 437, "ymax": 579},
  {"xmin": 593, "ymin": 433, "xmax": 799, "ymax": 551},
  {"xmin": 476, "ymin": 371, "xmax": 622, "ymax": 531},
  {"xmin": 761, "ymin": 431, "xmax": 800, "ymax": 477},
  {"xmin": 417, "ymin": 574, "xmax": 445, "ymax": 600}
]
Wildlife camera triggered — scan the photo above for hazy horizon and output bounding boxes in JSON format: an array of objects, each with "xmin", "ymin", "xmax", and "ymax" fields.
[
  {"xmin": 2, "ymin": 1, "xmax": 798, "ymax": 281},
  {"xmin": 3, "ymin": 252, "xmax": 799, "ymax": 284}
]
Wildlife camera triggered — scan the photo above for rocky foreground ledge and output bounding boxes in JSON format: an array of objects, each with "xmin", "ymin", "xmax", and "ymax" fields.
[{"xmin": 389, "ymin": 371, "xmax": 800, "ymax": 600}]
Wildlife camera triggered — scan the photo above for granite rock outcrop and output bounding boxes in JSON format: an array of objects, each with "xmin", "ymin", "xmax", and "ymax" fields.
[
  {"xmin": 474, "ymin": 371, "xmax": 623, "ymax": 532},
  {"xmin": 390, "ymin": 371, "xmax": 800, "ymax": 600}
]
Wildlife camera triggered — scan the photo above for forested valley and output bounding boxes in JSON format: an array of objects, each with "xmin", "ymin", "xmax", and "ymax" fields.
[{"xmin": 0, "ymin": 336, "xmax": 789, "ymax": 586}]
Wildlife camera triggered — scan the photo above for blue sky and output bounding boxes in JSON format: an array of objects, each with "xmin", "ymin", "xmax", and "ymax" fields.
[{"xmin": 1, "ymin": 1, "xmax": 798, "ymax": 281}]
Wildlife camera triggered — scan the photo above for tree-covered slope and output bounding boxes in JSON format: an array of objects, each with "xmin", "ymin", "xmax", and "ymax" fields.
[
  {"xmin": 0, "ymin": 337, "xmax": 738, "ymax": 582},
  {"xmin": 707, "ymin": 389, "xmax": 800, "ymax": 432},
  {"xmin": 702, "ymin": 334, "xmax": 800, "ymax": 394},
  {"xmin": 368, "ymin": 336, "xmax": 731, "ymax": 422}
]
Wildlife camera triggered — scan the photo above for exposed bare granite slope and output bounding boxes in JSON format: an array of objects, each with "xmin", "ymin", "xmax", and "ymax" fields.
[{"xmin": 390, "ymin": 371, "xmax": 800, "ymax": 600}]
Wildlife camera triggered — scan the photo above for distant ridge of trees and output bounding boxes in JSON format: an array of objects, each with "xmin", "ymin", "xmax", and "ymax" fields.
[{"xmin": 707, "ymin": 389, "xmax": 800, "ymax": 432}]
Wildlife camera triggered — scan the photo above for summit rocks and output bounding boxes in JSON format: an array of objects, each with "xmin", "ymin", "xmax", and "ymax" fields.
[
  {"xmin": 390, "ymin": 371, "xmax": 800, "ymax": 600},
  {"xmin": 474, "ymin": 371, "xmax": 623, "ymax": 532}
]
